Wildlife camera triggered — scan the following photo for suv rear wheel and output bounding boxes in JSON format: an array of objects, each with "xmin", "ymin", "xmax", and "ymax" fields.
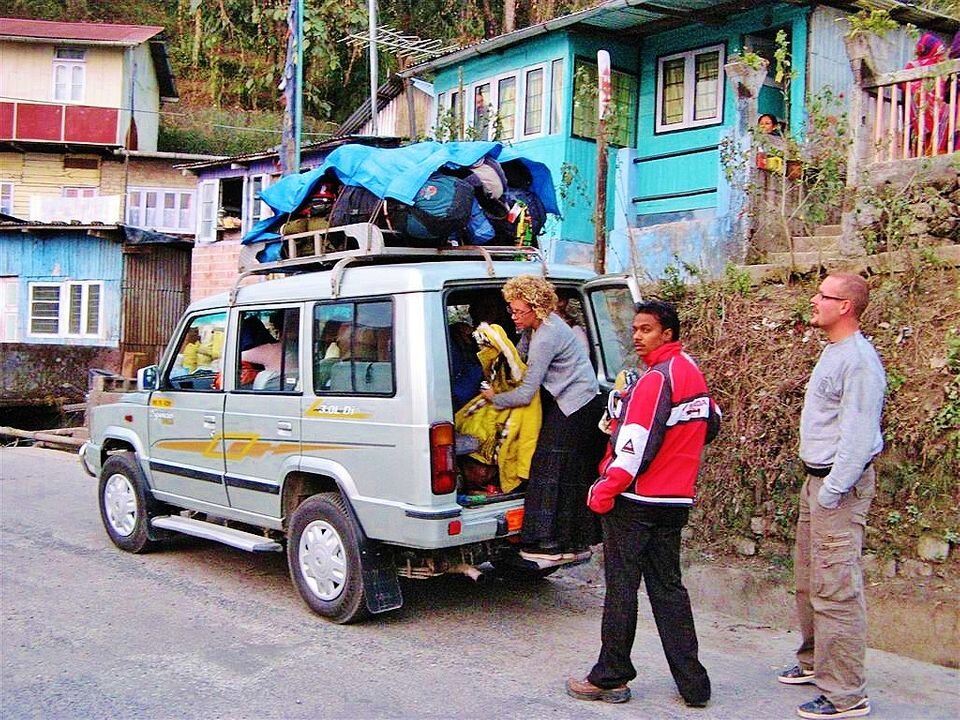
[
  {"xmin": 98, "ymin": 452, "xmax": 159, "ymax": 554},
  {"xmin": 288, "ymin": 492, "xmax": 369, "ymax": 624}
]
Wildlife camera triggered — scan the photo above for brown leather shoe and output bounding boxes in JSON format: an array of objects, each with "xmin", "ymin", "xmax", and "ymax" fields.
[{"xmin": 565, "ymin": 677, "xmax": 631, "ymax": 703}]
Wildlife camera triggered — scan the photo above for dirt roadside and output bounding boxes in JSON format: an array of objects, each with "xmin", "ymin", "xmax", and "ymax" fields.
[{"xmin": 559, "ymin": 550, "xmax": 959, "ymax": 669}]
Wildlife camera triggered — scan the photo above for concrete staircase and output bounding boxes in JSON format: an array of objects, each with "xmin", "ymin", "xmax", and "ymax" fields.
[
  {"xmin": 740, "ymin": 224, "xmax": 843, "ymax": 283},
  {"xmin": 739, "ymin": 224, "xmax": 960, "ymax": 284}
]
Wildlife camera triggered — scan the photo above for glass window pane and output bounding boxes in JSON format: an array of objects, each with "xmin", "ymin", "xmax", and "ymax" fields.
[
  {"xmin": 54, "ymin": 65, "xmax": 67, "ymax": 101},
  {"xmin": 694, "ymin": 52, "xmax": 719, "ymax": 120},
  {"xmin": 497, "ymin": 77, "xmax": 516, "ymax": 140},
  {"xmin": 550, "ymin": 59, "xmax": 564, "ymax": 134},
  {"xmin": 524, "ymin": 68, "xmax": 544, "ymax": 135},
  {"xmin": 572, "ymin": 60, "xmax": 598, "ymax": 139},
  {"xmin": 473, "ymin": 83, "xmax": 491, "ymax": 139},
  {"xmin": 313, "ymin": 301, "xmax": 392, "ymax": 394},
  {"xmin": 30, "ymin": 286, "xmax": 60, "ymax": 334},
  {"xmin": 661, "ymin": 58, "xmax": 685, "ymax": 126},
  {"xmin": 87, "ymin": 285, "xmax": 100, "ymax": 335},
  {"xmin": 71, "ymin": 65, "xmax": 83, "ymax": 101},
  {"xmin": 587, "ymin": 285, "xmax": 638, "ymax": 382},
  {"xmin": 450, "ymin": 91, "xmax": 461, "ymax": 136},
  {"xmin": 169, "ymin": 312, "xmax": 228, "ymax": 391},
  {"xmin": 69, "ymin": 285, "xmax": 83, "ymax": 334},
  {"xmin": 145, "ymin": 191, "xmax": 158, "ymax": 227},
  {"xmin": 179, "ymin": 193, "xmax": 192, "ymax": 230},
  {"xmin": 163, "ymin": 192, "xmax": 177, "ymax": 229}
]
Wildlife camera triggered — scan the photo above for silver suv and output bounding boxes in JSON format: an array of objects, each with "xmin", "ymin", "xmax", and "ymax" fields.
[{"xmin": 81, "ymin": 227, "xmax": 639, "ymax": 623}]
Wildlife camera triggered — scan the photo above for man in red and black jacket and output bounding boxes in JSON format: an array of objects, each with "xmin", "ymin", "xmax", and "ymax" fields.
[{"xmin": 567, "ymin": 299, "xmax": 720, "ymax": 708}]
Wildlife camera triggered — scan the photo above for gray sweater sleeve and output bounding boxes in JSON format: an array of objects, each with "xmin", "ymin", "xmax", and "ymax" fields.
[
  {"xmin": 823, "ymin": 361, "xmax": 886, "ymax": 496},
  {"xmin": 491, "ymin": 323, "xmax": 554, "ymax": 409}
]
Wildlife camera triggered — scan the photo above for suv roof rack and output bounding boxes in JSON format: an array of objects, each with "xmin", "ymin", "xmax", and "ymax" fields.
[{"xmin": 230, "ymin": 222, "xmax": 547, "ymax": 302}]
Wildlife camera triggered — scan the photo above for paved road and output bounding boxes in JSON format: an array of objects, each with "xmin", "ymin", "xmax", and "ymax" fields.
[{"xmin": 1, "ymin": 446, "xmax": 957, "ymax": 719}]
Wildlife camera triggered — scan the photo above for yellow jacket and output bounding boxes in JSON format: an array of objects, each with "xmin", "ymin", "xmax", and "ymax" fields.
[{"xmin": 454, "ymin": 323, "xmax": 542, "ymax": 493}]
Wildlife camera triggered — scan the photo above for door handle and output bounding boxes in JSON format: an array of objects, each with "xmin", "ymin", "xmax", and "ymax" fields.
[
  {"xmin": 277, "ymin": 421, "xmax": 293, "ymax": 431},
  {"xmin": 203, "ymin": 415, "xmax": 217, "ymax": 428}
]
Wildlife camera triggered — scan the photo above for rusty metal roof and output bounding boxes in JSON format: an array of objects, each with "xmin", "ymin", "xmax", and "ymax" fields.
[{"xmin": 0, "ymin": 17, "xmax": 164, "ymax": 45}]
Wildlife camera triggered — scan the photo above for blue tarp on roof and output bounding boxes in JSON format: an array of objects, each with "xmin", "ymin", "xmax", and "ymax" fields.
[{"xmin": 243, "ymin": 140, "xmax": 560, "ymax": 248}]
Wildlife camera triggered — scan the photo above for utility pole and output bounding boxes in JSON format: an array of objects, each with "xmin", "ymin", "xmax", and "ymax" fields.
[
  {"xmin": 594, "ymin": 50, "xmax": 611, "ymax": 274},
  {"xmin": 368, "ymin": 0, "xmax": 379, "ymax": 136},
  {"xmin": 280, "ymin": 0, "xmax": 303, "ymax": 175}
]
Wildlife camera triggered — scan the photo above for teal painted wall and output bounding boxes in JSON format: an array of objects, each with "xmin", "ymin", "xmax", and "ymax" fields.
[
  {"xmin": 424, "ymin": 2, "xmax": 837, "ymax": 276},
  {"xmin": 431, "ymin": 32, "xmax": 636, "ymax": 261},
  {"xmin": 633, "ymin": 5, "xmax": 809, "ymax": 218}
]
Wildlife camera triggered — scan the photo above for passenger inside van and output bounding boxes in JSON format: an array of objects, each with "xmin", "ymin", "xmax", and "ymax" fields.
[{"xmin": 450, "ymin": 321, "xmax": 483, "ymax": 410}]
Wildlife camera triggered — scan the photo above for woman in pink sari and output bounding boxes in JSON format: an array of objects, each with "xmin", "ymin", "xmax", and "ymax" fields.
[{"xmin": 906, "ymin": 33, "xmax": 949, "ymax": 156}]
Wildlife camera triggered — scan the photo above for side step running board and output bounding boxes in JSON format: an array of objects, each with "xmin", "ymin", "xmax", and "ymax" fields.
[{"xmin": 152, "ymin": 515, "xmax": 283, "ymax": 553}]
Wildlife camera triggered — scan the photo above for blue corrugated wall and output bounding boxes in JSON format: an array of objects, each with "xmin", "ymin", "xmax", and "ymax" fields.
[{"xmin": 0, "ymin": 230, "xmax": 122, "ymax": 346}]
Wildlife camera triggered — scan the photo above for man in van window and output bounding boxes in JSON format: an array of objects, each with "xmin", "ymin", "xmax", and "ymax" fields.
[{"xmin": 568, "ymin": 300, "xmax": 719, "ymax": 709}]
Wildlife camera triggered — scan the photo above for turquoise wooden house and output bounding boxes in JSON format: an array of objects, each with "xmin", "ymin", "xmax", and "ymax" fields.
[{"xmin": 403, "ymin": 0, "xmax": 958, "ymax": 277}]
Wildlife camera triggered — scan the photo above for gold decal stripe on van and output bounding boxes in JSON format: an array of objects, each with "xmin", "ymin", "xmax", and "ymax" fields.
[
  {"xmin": 154, "ymin": 438, "xmax": 224, "ymax": 459},
  {"xmin": 304, "ymin": 401, "xmax": 371, "ymax": 419}
]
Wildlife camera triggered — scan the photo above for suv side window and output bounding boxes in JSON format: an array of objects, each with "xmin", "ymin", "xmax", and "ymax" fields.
[
  {"xmin": 314, "ymin": 300, "xmax": 394, "ymax": 395},
  {"xmin": 235, "ymin": 307, "xmax": 301, "ymax": 392},
  {"xmin": 168, "ymin": 312, "xmax": 227, "ymax": 391}
]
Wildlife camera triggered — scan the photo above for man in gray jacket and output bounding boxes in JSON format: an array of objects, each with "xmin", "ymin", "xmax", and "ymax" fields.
[{"xmin": 778, "ymin": 272, "xmax": 885, "ymax": 719}]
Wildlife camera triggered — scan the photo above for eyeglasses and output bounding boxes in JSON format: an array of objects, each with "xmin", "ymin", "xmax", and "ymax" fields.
[
  {"xmin": 507, "ymin": 306, "xmax": 534, "ymax": 318},
  {"xmin": 814, "ymin": 291, "xmax": 848, "ymax": 302}
]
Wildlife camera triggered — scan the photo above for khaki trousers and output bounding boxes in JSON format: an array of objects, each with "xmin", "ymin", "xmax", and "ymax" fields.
[{"xmin": 794, "ymin": 468, "xmax": 875, "ymax": 708}]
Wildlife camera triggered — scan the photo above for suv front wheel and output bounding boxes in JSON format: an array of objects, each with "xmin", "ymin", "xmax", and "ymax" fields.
[
  {"xmin": 288, "ymin": 492, "xmax": 369, "ymax": 624},
  {"xmin": 98, "ymin": 452, "xmax": 159, "ymax": 554}
]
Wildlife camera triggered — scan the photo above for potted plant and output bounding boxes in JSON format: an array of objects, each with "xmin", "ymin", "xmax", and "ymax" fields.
[
  {"xmin": 725, "ymin": 50, "xmax": 769, "ymax": 99},
  {"xmin": 842, "ymin": 3, "xmax": 898, "ymax": 70}
]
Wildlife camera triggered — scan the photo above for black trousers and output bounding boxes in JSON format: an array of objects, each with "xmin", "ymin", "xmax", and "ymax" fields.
[
  {"xmin": 520, "ymin": 391, "xmax": 604, "ymax": 552},
  {"xmin": 587, "ymin": 498, "xmax": 711, "ymax": 705}
]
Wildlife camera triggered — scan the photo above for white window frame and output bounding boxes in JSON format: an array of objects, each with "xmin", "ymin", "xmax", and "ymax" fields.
[
  {"xmin": 197, "ymin": 180, "xmax": 219, "ymax": 242},
  {"xmin": 1, "ymin": 277, "xmax": 18, "ymax": 342},
  {"xmin": 243, "ymin": 174, "xmax": 272, "ymax": 234},
  {"xmin": 28, "ymin": 280, "xmax": 103, "ymax": 339},
  {"xmin": 0, "ymin": 182, "xmax": 13, "ymax": 215},
  {"xmin": 464, "ymin": 71, "xmax": 520, "ymax": 142},
  {"xmin": 53, "ymin": 47, "xmax": 85, "ymax": 103},
  {"xmin": 655, "ymin": 44, "xmax": 725, "ymax": 133},
  {"xmin": 469, "ymin": 81, "xmax": 493, "ymax": 140},
  {"xmin": 127, "ymin": 187, "xmax": 196, "ymax": 234},
  {"xmin": 521, "ymin": 63, "xmax": 548, "ymax": 139},
  {"xmin": 434, "ymin": 89, "xmax": 463, "ymax": 137}
]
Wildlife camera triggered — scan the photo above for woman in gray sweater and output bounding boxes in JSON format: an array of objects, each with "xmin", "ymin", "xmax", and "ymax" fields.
[{"xmin": 481, "ymin": 275, "xmax": 603, "ymax": 561}]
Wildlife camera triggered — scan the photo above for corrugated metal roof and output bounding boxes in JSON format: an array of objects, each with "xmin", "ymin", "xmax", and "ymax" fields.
[
  {"xmin": 0, "ymin": 17, "xmax": 164, "ymax": 45},
  {"xmin": 403, "ymin": 0, "xmax": 958, "ymax": 75}
]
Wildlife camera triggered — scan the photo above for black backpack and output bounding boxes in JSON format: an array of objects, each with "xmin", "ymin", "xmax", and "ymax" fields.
[
  {"xmin": 329, "ymin": 185, "xmax": 385, "ymax": 227},
  {"xmin": 403, "ymin": 173, "xmax": 474, "ymax": 242}
]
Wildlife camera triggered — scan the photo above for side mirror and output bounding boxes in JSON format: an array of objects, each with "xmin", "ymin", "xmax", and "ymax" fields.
[{"xmin": 138, "ymin": 365, "xmax": 160, "ymax": 391}]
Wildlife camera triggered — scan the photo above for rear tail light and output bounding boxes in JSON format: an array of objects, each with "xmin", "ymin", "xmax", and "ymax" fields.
[{"xmin": 430, "ymin": 422, "xmax": 456, "ymax": 495}]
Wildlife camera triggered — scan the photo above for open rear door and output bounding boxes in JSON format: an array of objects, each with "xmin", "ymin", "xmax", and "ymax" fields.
[{"xmin": 582, "ymin": 274, "xmax": 643, "ymax": 389}]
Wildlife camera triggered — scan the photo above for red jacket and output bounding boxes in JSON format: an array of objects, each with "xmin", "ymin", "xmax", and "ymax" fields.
[{"xmin": 588, "ymin": 341, "xmax": 720, "ymax": 514}]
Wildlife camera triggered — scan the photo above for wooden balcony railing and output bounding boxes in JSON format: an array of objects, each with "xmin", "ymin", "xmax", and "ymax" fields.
[{"xmin": 862, "ymin": 59, "xmax": 959, "ymax": 163}]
